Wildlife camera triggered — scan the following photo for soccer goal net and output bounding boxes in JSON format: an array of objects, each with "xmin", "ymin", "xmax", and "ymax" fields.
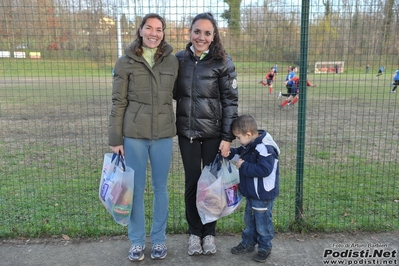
[{"xmin": 314, "ymin": 61, "xmax": 345, "ymax": 73}]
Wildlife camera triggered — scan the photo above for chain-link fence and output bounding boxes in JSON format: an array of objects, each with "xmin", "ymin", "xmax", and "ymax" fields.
[{"xmin": 1, "ymin": 0, "xmax": 398, "ymax": 238}]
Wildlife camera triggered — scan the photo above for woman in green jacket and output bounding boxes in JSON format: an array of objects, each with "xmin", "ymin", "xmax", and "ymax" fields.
[{"xmin": 108, "ymin": 13, "xmax": 178, "ymax": 262}]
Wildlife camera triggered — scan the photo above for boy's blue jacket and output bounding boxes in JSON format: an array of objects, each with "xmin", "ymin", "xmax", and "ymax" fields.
[{"xmin": 228, "ymin": 130, "xmax": 280, "ymax": 200}]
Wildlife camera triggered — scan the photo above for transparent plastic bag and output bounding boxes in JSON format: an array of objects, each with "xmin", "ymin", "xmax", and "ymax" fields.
[
  {"xmin": 219, "ymin": 159, "xmax": 242, "ymax": 217},
  {"xmin": 99, "ymin": 153, "xmax": 134, "ymax": 226},
  {"xmin": 196, "ymin": 154, "xmax": 242, "ymax": 224}
]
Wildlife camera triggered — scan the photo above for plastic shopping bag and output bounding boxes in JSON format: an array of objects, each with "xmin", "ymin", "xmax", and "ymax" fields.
[
  {"xmin": 99, "ymin": 153, "xmax": 134, "ymax": 226},
  {"xmin": 219, "ymin": 159, "xmax": 242, "ymax": 217},
  {"xmin": 196, "ymin": 165, "xmax": 225, "ymax": 224},
  {"xmin": 196, "ymin": 154, "xmax": 242, "ymax": 224}
]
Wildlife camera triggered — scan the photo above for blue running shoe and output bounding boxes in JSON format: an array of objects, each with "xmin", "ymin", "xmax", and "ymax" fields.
[
  {"xmin": 151, "ymin": 244, "xmax": 167, "ymax": 260},
  {"xmin": 128, "ymin": 245, "xmax": 145, "ymax": 261}
]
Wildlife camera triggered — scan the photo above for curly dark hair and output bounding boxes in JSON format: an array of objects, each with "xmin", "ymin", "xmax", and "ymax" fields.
[
  {"xmin": 187, "ymin": 12, "xmax": 227, "ymax": 61},
  {"xmin": 134, "ymin": 13, "xmax": 168, "ymax": 61}
]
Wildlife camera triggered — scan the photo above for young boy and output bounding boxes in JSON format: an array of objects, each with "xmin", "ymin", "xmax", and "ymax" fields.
[{"xmin": 227, "ymin": 114, "xmax": 280, "ymax": 263}]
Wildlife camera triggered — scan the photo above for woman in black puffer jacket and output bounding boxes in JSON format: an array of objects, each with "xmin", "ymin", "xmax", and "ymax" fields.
[{"xmin": 173, "ymin": 12, "xmax": 238, "ymax": 256}]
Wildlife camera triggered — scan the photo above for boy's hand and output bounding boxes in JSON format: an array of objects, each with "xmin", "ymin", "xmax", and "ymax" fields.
[{"xmin": 237, "ymin": 158, "xmax": 245, "ymax": 169}]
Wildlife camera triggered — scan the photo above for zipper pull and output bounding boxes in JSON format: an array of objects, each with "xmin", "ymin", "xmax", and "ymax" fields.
[{"xmin": 190, "ymin": 137, "xmax": 193, "ymax": 143}]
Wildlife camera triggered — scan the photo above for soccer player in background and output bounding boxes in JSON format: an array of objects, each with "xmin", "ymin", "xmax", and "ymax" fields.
[
  {"xmin": 277, "ymin": 66, "xmax": 296, "ymax": 101},
  {"xmin": 390, "ymin": 70, "xmax": 399, "ymax": 93},
  {"xmin": 259, "ymin": 67, "xmax": 276, "ymax": 94},
  {"xmin": 278, "ymin": 76, "xmax": 318, "ymax": 109},
  {"xmin": 376, "ymin": 66, "xmax": 385, "ymax": 77}
]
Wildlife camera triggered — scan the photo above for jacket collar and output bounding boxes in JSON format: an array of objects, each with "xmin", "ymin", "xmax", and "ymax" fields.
[
  {"xmin": 251, "ymin": 130, "xmax": 266, "ymax": 147},
  {"xmin": 186, "ymin": 42, "xmax": 214, "ymax": 61},
  {"xmin": 241, "ymin": 130, "xmax": 280, "ymax": 156},
  {"xmin": 240, "ymin": 130, "xmax": 266, "ymax": 152}
]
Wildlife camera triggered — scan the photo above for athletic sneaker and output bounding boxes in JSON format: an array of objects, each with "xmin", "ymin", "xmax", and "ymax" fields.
[
  {"xmin": 128, "ymin": 245, "xmax": 145, "ymax": 261},
  {"xmin": 277, "ymin": 91, "xmax": 282, "ymax": 98},
  {"xmin": 188, "ymin": 235, "xmax": 202, "ymax": 255},
  {"xmin": 202, "ymin": 235, "xmax": 217, "ymax": 255},
  {"xmin": 151, "ymin": 244, "xmax": 167, "ymax": 260},
  {"xmin": 253, "ymin": 250, "xmax": 271, "ymax": 263},
  {"xmin": 231, "ymin": 243, "xmax": 255, "ymax": 254}
]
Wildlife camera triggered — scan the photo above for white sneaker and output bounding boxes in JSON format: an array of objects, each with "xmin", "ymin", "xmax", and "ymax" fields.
[
  {"xmin": 188, "ymin": 235, "xmax": 202, "ymax": 255},
  {"xmin": 277, "ymin": 92, "xmax": 282, "ymax": 98},
  {"xmin": 202, "ymin": 235, "xmax": 217, "ymax": 255}
]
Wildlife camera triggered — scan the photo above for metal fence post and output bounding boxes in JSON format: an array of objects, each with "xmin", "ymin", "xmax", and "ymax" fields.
[{"xmin": 295, "ymin": 0, "xmax": 310, "ymax": 222}]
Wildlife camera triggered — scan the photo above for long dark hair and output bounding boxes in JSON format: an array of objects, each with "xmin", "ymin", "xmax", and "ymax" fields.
[
  {"xmin": 188, "ymin": 12, "xmax": 227, "ymax": 61},
  {"xmin": 134, "ymin": 13, "xmax": 168, "ymax": 61}
]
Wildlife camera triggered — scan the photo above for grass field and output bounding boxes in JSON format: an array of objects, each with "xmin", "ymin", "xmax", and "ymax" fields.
[{"xmin": 0, "ymin": 59, "xmax": 398, "ymax": 238}]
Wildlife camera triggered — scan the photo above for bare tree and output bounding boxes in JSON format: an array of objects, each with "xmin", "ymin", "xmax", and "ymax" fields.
[
  {"xmin": 322, "ymin": 0, "xmax": 331, "ymax": 17},
  {"xmin": 221, "ymin": 0, "xmax": 242, "ymax": 36},
  {"xmin": 380, "ymin": 0, "xmax": 395, "ymax": 55}
]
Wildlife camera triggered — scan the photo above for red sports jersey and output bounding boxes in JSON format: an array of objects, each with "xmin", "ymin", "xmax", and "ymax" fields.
[
  {"xmin": 291, "ymin": 76, "xmax": 313, "ymax": 86},
  {"xmin": 266, "ymin": 70, "xmax": 275, "ymax": 81}
]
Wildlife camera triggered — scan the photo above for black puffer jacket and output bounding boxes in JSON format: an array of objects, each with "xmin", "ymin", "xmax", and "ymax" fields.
[{"xmin": 174, "ymin": 44, "xmax": 238, "ymax": 142}]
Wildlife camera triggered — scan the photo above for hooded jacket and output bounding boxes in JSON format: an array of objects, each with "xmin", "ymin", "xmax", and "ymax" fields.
[
  {"xmin": 108, "ymin": 40, "xmax": 179, "ymax": 146},
  {"xmin": 228, "ymin": 130, "xmax": 280, "ymax": 200},
  {"xmin": 173, "ymin": 44, "xmax": 238, "ymax": 142}
]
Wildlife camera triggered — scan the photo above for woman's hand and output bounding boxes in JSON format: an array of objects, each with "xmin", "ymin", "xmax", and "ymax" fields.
[
  {"xmin": 111, "ymin": 145, "xmax": 124, "ymax": 156},
  {"xmin": 219, "ymin": 140, "xmax": 231, "ymax": 157}
]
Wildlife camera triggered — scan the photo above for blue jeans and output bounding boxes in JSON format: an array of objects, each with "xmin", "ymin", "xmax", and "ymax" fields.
[
  {"xmin": 240, "ymin": 198, "xmax": 275, "ymax": 252},
  {"xmin": 124, "ymin": 137, "xmax": 173, "ymax": 246}
]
